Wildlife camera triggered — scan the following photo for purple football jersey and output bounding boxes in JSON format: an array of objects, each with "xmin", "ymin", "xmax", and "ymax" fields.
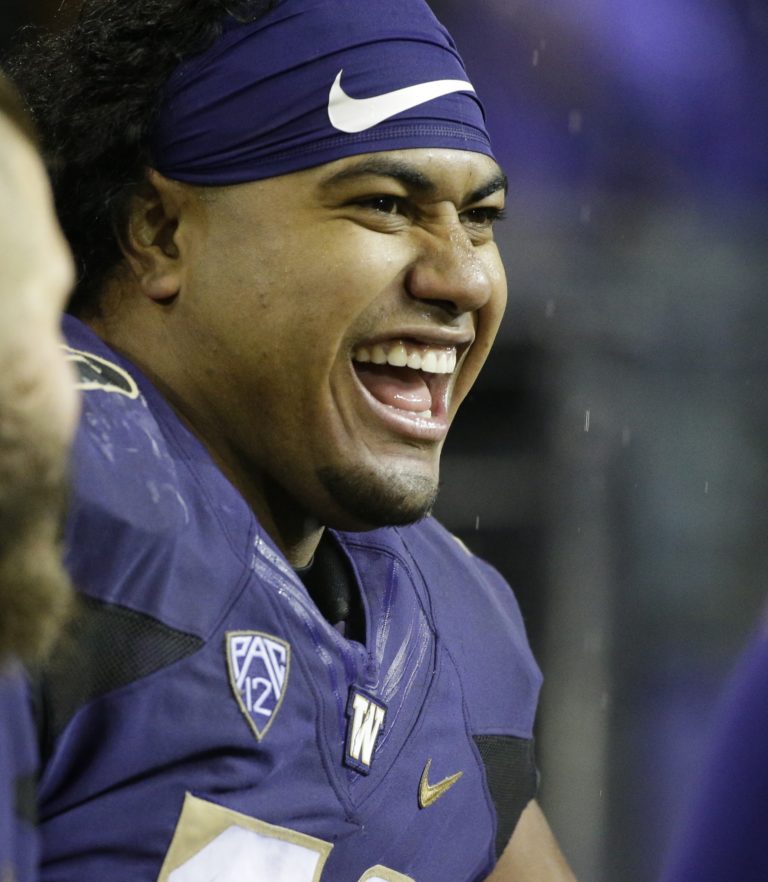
[
  {"xmin": 34, "ymin": 317, "xmax": 542, "ymax": 882},
  {"xmin": 661, "ymin": 630, "xmax": 768, "ymax": 882},
  {"xmin": 0, "ymin": 667, "xmax": 39, "ymax": 882}
]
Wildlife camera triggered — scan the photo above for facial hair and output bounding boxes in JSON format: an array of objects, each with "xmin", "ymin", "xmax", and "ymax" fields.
[
  {"xmin": 0, "ymin": 416, "xmax": 73, "ymax": 665},
  {"xmin": 317, "ymin": 462, "xmax": 438, "ymax": 529}
]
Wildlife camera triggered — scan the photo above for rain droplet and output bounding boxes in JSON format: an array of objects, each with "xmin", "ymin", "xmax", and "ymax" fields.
[{"xmin": 568, "ymin": 109, "xmax": 583, "ymax": 134}]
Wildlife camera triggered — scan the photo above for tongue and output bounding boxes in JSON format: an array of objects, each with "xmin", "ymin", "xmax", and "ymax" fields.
[{"xmin": 355, "ymin": 364, "xmax": 432, "ymax": 413}]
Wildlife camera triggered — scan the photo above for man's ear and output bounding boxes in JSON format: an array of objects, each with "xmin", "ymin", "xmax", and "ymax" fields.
[{"xmin": 119, "ymin": 169, "xmax": 186, "ymax": 302}]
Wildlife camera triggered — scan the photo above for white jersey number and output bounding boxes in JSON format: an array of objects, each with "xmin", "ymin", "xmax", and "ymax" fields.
[{"xmin": 159, "ymin": 793, "xmax": 414, "ymax": 882}]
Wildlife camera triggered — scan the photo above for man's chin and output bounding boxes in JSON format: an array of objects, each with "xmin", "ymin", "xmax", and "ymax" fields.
[{"xmin": 317, "ymin": 463, "xmax": 439, "ymax": 531}]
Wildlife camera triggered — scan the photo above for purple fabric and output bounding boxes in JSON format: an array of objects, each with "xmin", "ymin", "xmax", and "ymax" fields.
[
  {"xmin": 0, "ymin": 667, "xmax": 39, "ymax": 882},
  {"xmin": 151, "ymin": 0, "xmax": 494, "ymax": 184},
  {"xmin": 660, "ymin": 629, "xmax": 768, "ymax": 882}
]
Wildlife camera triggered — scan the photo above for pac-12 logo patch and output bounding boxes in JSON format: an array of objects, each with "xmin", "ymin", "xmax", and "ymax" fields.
[{"xmin": 226, "ymin": 631, "xmax": 290, "ymax": 741}]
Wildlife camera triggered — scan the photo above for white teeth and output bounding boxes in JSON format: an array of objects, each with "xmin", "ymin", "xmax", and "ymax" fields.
[
  {"xmin": 421, "ymin": 351, "xmax": 438, "ymax": 373},
  {"xmin": 352, "ymin": 341, "xmax": 458, "ymax": 374},
  {"xmin": 371, "ymin": 345, "xmax": 387, "ymax": 365},
  {"xmin": 387, "ymin": 342, "xmax": 408, "ymax": 367}
]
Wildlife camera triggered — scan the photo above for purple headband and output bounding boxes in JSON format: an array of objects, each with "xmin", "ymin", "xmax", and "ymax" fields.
[{"xmin": 150, "ymin": 0, "xmax": 495, "ymax": 185}]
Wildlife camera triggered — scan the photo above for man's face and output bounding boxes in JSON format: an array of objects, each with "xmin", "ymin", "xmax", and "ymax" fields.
[
  {"xmin": 0, "ymin": 113, "xmax": 77, "ymax": 663},
  {"xmin": 167, "ymin": 148, "xmax": 507, "ymax": 530}
]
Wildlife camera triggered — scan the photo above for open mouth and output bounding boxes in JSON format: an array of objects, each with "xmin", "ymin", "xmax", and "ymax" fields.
[{"xmin": 351, "ymin": 339, "xmax": 456, "ymax": 422}]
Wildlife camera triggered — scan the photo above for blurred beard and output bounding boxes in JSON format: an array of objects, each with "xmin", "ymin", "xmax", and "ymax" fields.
[
  {"xmin": 0, "ymin": 393, "xmax": 73, "ymax": 667},
  {"xmin": 0, "ymin": 477, "xmax": 72, "ymax": 665}
]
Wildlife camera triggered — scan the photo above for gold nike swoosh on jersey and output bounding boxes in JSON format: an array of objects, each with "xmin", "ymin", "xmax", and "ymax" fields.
[{"xmin": 418, "ymin": 758, "xmax": 464, "ymax": 809}]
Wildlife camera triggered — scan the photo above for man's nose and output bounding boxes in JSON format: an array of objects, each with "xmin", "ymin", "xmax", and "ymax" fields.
[{"xmin": 404, "ymin": 222, "xmax": 494, "ymax": 316}]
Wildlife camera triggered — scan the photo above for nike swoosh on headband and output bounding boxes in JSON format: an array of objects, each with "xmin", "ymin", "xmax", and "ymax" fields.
[{"xmin": 327, "ymin": 70, "xmax": 475, "ymax": 134}]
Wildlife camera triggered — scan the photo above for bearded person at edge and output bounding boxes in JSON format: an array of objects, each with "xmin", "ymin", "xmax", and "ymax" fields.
[{"xmin": 0, "ymin": 71, "xmax": 78, "ymax": 882}]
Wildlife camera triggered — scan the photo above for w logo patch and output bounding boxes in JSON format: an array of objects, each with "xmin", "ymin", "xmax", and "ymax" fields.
[
  {"xmin": 344, "ymin": 687, "xmax": 387, "ymax": 774},
  {"xmin": 226, "ymin": 631, "xmax": 290, "ymax": 741}
]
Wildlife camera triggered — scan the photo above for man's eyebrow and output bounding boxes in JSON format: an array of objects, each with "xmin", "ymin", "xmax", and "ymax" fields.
[
  {"xmin": 468, "ymin": 172, "xmax": 508, "ymax": 203},
  {"xmin": 318, "ymin": 158, "xmax": 436, "ymax": 193},
  {"xmin": 319, "ymin": 158, "xmax": 509, "ymax": 204}
]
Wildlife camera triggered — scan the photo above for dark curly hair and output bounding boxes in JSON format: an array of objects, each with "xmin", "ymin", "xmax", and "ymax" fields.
[{"xmin": 5, "ymin": 0, "xmax": 279, "ymax": 315}]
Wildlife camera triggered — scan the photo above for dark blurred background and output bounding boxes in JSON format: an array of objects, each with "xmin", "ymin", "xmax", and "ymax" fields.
[
  {"xmin": 429, "ymin": 2, "xmax": 768, "ymax": 880},
  {"xmin": 3, "ymin": 2, "xmax": 767, "ymax": 880}
]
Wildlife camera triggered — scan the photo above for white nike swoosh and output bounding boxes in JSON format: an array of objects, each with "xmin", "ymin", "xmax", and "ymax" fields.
[{"xmin": 327, "ymin": 69, "xmax": 475, "ymax": 134}]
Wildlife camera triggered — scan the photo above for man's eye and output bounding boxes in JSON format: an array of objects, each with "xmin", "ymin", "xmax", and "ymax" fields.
[
  {"xmin": 356, "ymin": 196, "xmax": 403, "ymax": 215},
  {"xmin": 461, "ymin": 206, "xmax": 507, "ymax": 226}
]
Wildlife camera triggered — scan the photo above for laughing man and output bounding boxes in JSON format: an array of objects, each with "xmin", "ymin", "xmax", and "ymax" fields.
[{"xmin": 11, "ymin": 1, "xmax": 577, "ymax": 879}]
